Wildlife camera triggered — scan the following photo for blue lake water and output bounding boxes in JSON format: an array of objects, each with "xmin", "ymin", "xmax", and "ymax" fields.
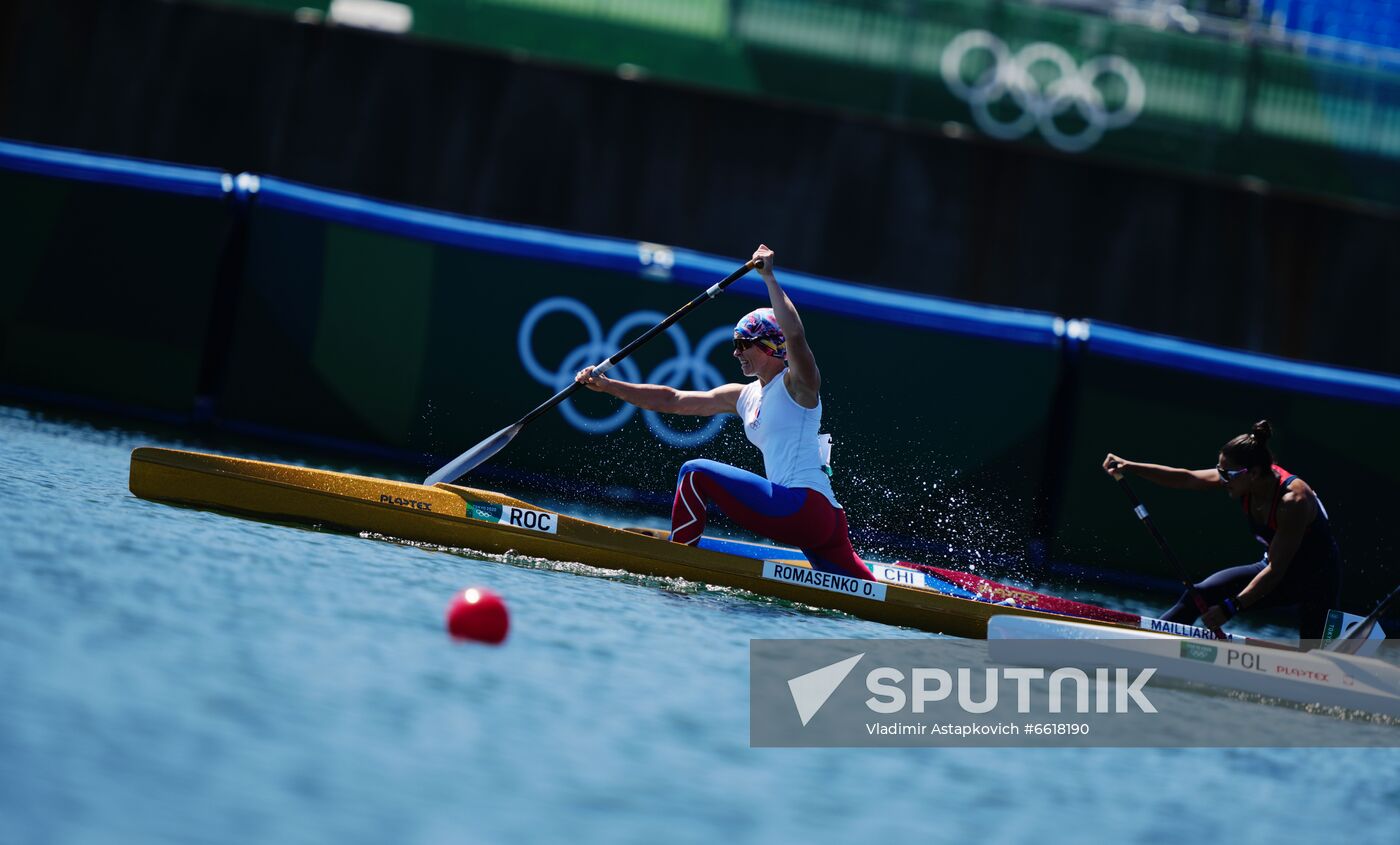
[{"xmin": 2, "ymin": 403, "xmax": 1398, "ymax": 844}]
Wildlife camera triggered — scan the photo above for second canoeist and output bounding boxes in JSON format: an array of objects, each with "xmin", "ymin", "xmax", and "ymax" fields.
[
  {"xmin": 575, "ymin": 244, "xmax": 875, "ymax": 581},
  {"xmin": 1103, "ymin": 420, "xmax": 1343, "ymax": 640}
]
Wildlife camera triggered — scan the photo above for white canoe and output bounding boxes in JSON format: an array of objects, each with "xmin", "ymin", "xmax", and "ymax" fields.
[{"xmin": 987, "ymin": 615, "xmax": 1400, "ymax": 718}]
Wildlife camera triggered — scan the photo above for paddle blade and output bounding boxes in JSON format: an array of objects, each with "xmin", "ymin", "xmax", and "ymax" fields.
[
  {"xmin": 1325, "ymin": 584, "xmax": 1399, "ymax": 654},
  {"xmin": 1327, "ymin": 619, "xmax": 1381, "ymax": 655},
  {"xmin": 424, "ymin": 423, "xmax": 522, "ymax": 486}
]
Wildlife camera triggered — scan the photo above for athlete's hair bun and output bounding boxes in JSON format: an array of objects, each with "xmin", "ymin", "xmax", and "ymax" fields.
[{"xmin": 1221, "ymin": 420, "xmax": 1276, "ymax": 470}]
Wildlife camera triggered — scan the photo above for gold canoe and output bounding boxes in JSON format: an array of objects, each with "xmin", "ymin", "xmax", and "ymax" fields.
[{"xmin": 128, "ymin": 446, "xmax": 1132, "ymax": 639}]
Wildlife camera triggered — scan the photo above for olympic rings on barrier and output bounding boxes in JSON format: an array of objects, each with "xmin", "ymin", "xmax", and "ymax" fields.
[
  {"xmin": 517, "ymin": 297, "xmax": 732, "ymax": 447},
  {"xmin": 940, "ymin": 30, "xmax": 1145, "ymax": 153}
]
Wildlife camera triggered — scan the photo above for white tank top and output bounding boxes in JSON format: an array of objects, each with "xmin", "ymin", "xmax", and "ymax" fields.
[{"xmin": 735, "ymin": 374, "xmax": 840, "ymax": 508}]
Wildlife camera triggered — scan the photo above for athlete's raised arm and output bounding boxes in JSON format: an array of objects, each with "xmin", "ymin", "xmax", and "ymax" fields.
[{"xmin": 751, "ymin": 245, "xmax": 819, "ymax": 407}]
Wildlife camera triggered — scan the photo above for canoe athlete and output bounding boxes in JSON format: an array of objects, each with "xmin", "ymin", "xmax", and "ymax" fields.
[
  {"xmin": 1103, "ymin": 420, "xmax": 1342, "ymax": 640},
  {"xmin": 575, "ymin": 244, "xmax": 875, "ymax": 581}
]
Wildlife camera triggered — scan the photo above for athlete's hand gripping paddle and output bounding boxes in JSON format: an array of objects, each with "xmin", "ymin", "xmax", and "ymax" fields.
[
  {"xmin": 1106, "ymin": 460, "xmax": 1227, "ymax": 639},
  {"xmin": 424, "ymin": 258, "xmax": 761, "ymax": 486}
]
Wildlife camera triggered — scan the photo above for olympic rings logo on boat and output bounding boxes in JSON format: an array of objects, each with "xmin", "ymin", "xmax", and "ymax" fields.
[
  {"xmin": 940, "ymin": 29, "xmax": 1145, "ymax": 153},
  {"xmin": 517, "ymin": 297, "xmax": 732, "ymax": 447}
]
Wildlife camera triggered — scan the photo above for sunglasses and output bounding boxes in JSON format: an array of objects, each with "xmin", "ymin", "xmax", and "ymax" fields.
[
  {"xmin": 1217, "ymin": 465, "xmax": 1250, "ymax": 483},
  {"xmin": 732, "ymin": 339, "xmax": 756, "ymax": 352}
]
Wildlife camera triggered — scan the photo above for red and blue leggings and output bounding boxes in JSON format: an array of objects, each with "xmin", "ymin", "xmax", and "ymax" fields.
[{"xmin": 669, "ymin": 459, "xmax": 875, "ymax": 581}]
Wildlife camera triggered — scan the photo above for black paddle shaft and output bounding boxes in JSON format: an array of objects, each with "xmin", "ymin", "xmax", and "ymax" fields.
[
  {"xmin": 424, "ymin": 258, "xmax": 761, "ymax": 485},
  {"xmin": 513, "ymin": 259, "xmax": 760, "ymax": 428},
  {"xmin": 424, "ymin": 258, "xmax": 762, "ymax": 485},
  {"xmin": 1108, "ymin": 465, "xmax": 1225, "ymax": 638}
]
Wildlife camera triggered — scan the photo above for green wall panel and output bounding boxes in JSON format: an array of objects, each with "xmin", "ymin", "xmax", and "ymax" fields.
[{"xmin": 0, "ymin": 171, "xmax": 228, "ymax": 411}]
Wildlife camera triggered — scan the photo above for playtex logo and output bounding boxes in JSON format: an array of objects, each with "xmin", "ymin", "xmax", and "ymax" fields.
[{"xmin": 750, "ymin": 639, "xmax": 1175, "ymax": 748}]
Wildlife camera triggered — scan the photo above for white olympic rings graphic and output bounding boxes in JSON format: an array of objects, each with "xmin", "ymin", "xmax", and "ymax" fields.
[
  {"xmin": 941, "ymin": 30, "xmax": 1145, "ymax": 153},
  {"xmin": 517, "ymin": 297, "xmax": 733, "ymax": 447}
]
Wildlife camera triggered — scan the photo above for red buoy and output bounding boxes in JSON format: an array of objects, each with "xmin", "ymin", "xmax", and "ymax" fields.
[{"xmin": 445, "ymin": 587, "xmax": 510, "ymax": 644}]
